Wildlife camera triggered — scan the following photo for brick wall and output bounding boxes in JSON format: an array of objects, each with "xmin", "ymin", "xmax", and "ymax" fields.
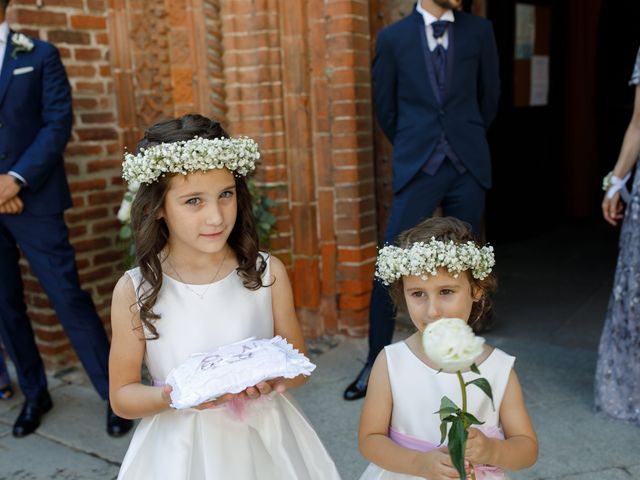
[
  {"xmin": 7, "ymin": 0, "xmax": 392, "ymax": 370},
  {"xmin": 220, "ymin": 0, "xmax": 378, "ymax": 336},
  {"xmin": 8, "ymin": 0, "xmax": 120, "ymax": 368}
]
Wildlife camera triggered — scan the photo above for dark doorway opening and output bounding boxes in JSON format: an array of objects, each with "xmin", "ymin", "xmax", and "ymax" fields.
[{"xmin": 485, "ymin": 0, "xmax": 640, "ymax": 243}]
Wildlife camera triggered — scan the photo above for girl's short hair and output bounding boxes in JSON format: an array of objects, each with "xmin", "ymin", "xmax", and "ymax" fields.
[
  {"xmin": 130, "ymin": 114, "xmax": 267, "ymax": 338},
  {"xmin": 387, "ymin": 217, "xmax": 497, "ymax": 332}
]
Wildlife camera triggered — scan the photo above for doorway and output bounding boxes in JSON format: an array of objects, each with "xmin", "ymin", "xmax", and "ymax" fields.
[{"xmin": 485, "ymin": 0, "xmax": 640, "ymax": 242}]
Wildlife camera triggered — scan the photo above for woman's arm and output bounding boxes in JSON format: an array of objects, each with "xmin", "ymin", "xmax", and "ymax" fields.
[
  {"xmin": 465, "ymin": 369, "xmax": 538, "ymax": 471},
  {"xmin": 359, "ymin": 351, "xmax": 459, "ymax": 479},
  {"xmin": 603, "ymin": 85, "xmax": 640, "ymax": 225},
  {"xmin": 108, "ymin": 274, "xmax": 171, "ymax": 419}
]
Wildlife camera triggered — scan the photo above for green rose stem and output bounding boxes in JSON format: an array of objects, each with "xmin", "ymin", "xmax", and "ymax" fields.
[{"xmin": 457, "ymin": 371, "xmax": 477, "ymax": 480}]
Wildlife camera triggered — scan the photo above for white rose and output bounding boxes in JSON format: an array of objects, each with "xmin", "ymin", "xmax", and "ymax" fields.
[
  {"xmin": 117, "ymin": 198, "xmax": 132, "ymax": 223},
  {"xmin": 422, "ymin": 318, "xmax": 485, "ymax": 373}
]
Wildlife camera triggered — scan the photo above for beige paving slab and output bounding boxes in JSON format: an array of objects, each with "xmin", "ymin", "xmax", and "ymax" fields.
[
  {"xmin": 5, "ymin": 383, "xmax": 134, "ymax": 466},
  {"xmin": 0, "ymin": 432, "xmax": 119, "ymax": 480}
]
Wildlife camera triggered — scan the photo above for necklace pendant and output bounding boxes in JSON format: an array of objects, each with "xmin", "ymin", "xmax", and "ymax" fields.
[{"xmin": 190, "ymin": 288, "xmax": 206, "ymax": 300}]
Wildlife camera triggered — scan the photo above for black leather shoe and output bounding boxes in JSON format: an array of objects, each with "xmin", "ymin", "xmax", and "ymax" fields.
[
  {"xmin": 12, "ymin": 390, "xmax": 53, "ymax": 437},
  {"xmin": 343, "ymin": 363, "xmax": 372, "ymax": 401},
  {"xmin": 107, "ymin": 404, "xmax": 133, "ymax": 437}
]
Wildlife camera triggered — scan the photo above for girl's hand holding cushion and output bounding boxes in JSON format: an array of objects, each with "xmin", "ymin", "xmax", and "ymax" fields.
[
  {"xmin": 160, "ymin": 384, "xmax": 173, "ymax": 406},
  {"xmin": 161, "ymin": 384, "xmax": 239, "ymax": 410},
  {"xmin": 244, "ymin": 377, "xmax": 287, "ymax": 400},
  {"xmin": 190, "ymin": 377, "xmax": 288, "ymax": 409},
  {"xmin": 194, "ymin": 393, "xmax": 239, "ymax": 410}
]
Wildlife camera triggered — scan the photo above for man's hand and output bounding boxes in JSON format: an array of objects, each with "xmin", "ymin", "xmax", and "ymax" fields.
[
  {"xmin": 0, "ymin": 196, "xmax": 24, "ymax": 215},
  {"xmin": 0, "ymin": 175, "xmax": 21, "ymax": 205}
]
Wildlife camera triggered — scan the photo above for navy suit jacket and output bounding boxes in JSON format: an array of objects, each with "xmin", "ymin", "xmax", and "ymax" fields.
[
  {"xmin": 0, "ymin": 32, "xmax": 72, "ymax": 214},
  {"xmin": 372, "ymin": 9, "xmax": 500, "ymax": 193}
]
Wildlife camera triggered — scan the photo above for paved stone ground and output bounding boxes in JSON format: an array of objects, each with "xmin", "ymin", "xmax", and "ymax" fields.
[{"xmin": 1, "ymin": 220, "xmax": 639, "ymax": 479}]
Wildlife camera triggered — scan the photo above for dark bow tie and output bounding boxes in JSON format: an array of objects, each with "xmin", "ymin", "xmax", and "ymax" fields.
[{"xmin": 432, "ymin": 20, "xmax": 452, "ymax": 40}]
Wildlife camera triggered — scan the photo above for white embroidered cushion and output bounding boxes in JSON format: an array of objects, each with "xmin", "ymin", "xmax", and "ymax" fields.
[{"xmin": 166, "ymin": 336, "xmax": 315, "ymax": 409}]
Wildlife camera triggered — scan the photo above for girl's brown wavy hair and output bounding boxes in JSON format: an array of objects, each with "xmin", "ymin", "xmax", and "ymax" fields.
[
  {"xmin": 387, "ymin": 217, "xmax": 497, "ymax": 333},
  {"xmin": 129, "ymin": 114, "xmax": 267, "ymax": 339}
]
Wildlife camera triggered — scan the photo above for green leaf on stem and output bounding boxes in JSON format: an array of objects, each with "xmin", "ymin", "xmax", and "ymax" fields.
[
  {"xmin": 466, "ymin": 378, "xmax": 495, "ymax": 410},
  {"xmin": 440, "ymin": 414, "xmax": 456, "ymax": 423},
  {"xmin": 439, "ymin": 396, "xmax": 458, "ymax": 411},
  {"xmin": 439, "ymin": 420, "xmax": 448, "ymax": 445},
  {"xmin": 470, "ymin": 363, "xmax": 480, "ymax": 375},
  {"xmin": 435, "ymin": 407, "xmax": 459, "ymax": 421},
  {"xmin": 447, "ymin": 416, "xmax": 468, "ymax": 480},
  {"xmin": 461, "ymin": 411, "xmax": 485, "ymax": 427}
]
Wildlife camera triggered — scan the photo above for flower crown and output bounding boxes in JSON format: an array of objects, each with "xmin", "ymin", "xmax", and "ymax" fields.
[
  {"xmin": 122, "ymin": 136, "xmax": 260, "ymax": 186},
  {"xmin": 375, "ymin": 238, "xmax": 495, "ymax": 285}
]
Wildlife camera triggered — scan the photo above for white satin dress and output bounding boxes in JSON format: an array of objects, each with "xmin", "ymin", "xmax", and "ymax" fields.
[
  {"xmin": 117, "ymin": 255, "xmax": 341, "ymax": 480},
  {"xmin": 359, "ymin": 342, "xmax": 515, "ymax": 480}
]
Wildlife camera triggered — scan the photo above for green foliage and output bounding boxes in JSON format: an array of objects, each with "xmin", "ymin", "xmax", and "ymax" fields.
[
  {"xmin": 248, "ymin": 177, "xmax": 277, "ymax": 248},
  {"xmin": 435, "ymin": 371, "xmax": 494, "ymax": 480},
  {"xmin": 447, "ymin": 417, "xmax": 468, "ymax": 479},
  {"xmin": 435, "ymin": 396, "xmax": 459, "ymax": 421},
  {"xmin": 466, "ymin": 378, "xmax": 495, "ymax": 410}
]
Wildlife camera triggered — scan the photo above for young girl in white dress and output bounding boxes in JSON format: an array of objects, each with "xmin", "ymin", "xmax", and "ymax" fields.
[
  {"xmin": 109, "ymin": 114, "xmax": 341, "ymax": 480},
  {"xmin": 358, "ymin": 217, "xmax": 538, "ymax": 480}
]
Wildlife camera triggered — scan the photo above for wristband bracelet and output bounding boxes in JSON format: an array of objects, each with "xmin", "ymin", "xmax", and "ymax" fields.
[{"xmin": 603, "ymin": 171, "xmax": 631, "ymax": 200}]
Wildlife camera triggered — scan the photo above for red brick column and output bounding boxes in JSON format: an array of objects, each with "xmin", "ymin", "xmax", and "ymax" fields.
[
  {"xmin": 219, "ymin": 2, "xmax": 291, "ymax": 252},
  {"xmin": 220, "ymin": 0, "xmax": 377, "ymax": 336},
  {"xmin": 324, "ymin": 1, "xmax": 377, "ymax": 335},
  {"xmin": 276, "ymin": 0, "xmax": 324, "ymax": 334}
]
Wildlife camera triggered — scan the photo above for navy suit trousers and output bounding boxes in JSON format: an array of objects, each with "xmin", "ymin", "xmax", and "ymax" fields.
[
  {"xmin": 0, "ymin": 212, "xmax": 110, "ymax": 401},
  {"xmin": 367, "ymin": 161, "xmax": 485, "ymax": 364}
]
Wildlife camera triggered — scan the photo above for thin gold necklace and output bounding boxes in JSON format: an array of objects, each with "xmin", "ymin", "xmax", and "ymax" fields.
[{"xmin": 168, "ymin": 247, "xmax": 230, "ymax": 300}]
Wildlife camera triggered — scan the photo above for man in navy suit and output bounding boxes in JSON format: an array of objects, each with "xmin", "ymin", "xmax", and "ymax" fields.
[
  {"xmin": 344, "ymin": 0, "xmax": 500, "ymax": 400},
  {"xmin": 0, "ymin": 1, "xmax": 132, "ymax": 436}
]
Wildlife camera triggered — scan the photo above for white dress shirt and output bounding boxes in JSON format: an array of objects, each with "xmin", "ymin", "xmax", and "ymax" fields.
[
  {"xmin": 415, "ymin": 2, "xmax": 455, "ymax": 51},
  {"xmin": 0, "ymin": 21, "xmax": 9, "ymax": 74}
]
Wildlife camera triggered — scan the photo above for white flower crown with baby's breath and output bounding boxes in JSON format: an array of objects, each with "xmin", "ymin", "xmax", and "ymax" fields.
[
  {"xmin": 375, "ymin": 238, "xmax": 495, "ymax": 286},
  {"xmin": 122, "ymin": 136, "xmax": 260, "ymax": 186}
]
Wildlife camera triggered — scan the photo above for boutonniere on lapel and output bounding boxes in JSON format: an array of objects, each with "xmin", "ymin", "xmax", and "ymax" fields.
[{"xmin": 10, "ymin": 33, "xmax": 34, "ymax": 59}]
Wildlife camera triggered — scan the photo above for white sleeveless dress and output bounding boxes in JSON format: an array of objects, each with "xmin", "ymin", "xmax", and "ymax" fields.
[
  {"xmin": 360, "ymin": 341, "xmax": 515, "ymax": 480},
  {"xmin": 117, "ymin": 255, "xmax": 341, "ymax": 480}
]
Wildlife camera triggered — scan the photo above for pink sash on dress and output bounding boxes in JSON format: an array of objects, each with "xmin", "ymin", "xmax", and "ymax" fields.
[{"xmin": 389, "ymin": 425, "xmax": 506, "ymax": 479}]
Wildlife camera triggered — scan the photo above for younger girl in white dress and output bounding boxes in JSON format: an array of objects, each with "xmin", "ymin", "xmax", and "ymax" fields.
[
  {"xmin": 358, "ymin": 217, "xmax": 537, "ymax": 480},
  {"xmin": 109, "ymin": 114, "xmax": 341, "ymax": 479}
]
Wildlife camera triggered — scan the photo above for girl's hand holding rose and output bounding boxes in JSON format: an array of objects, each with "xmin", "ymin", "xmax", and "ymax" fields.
[
  {"xmin": 464, "ymin": 428, "xmax": 495, "ymax": 466},
  {"xmin": 418, "ymin": 449, "xmax": 460, "ymax": 480}
]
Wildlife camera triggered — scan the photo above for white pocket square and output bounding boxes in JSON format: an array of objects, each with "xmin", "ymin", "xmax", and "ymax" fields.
[{"xmin": 13, "ymin": 66, "xmax": 34, "ymax": 75}]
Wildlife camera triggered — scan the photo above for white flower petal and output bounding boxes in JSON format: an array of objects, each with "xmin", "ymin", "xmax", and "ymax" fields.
[
  {"xmin": 422, "ymin": 318, "xmax": 485, "ymax": 373},
  {"xmin": 122, "ymin": 136, "xmax": 259, "ymax": 186}
]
